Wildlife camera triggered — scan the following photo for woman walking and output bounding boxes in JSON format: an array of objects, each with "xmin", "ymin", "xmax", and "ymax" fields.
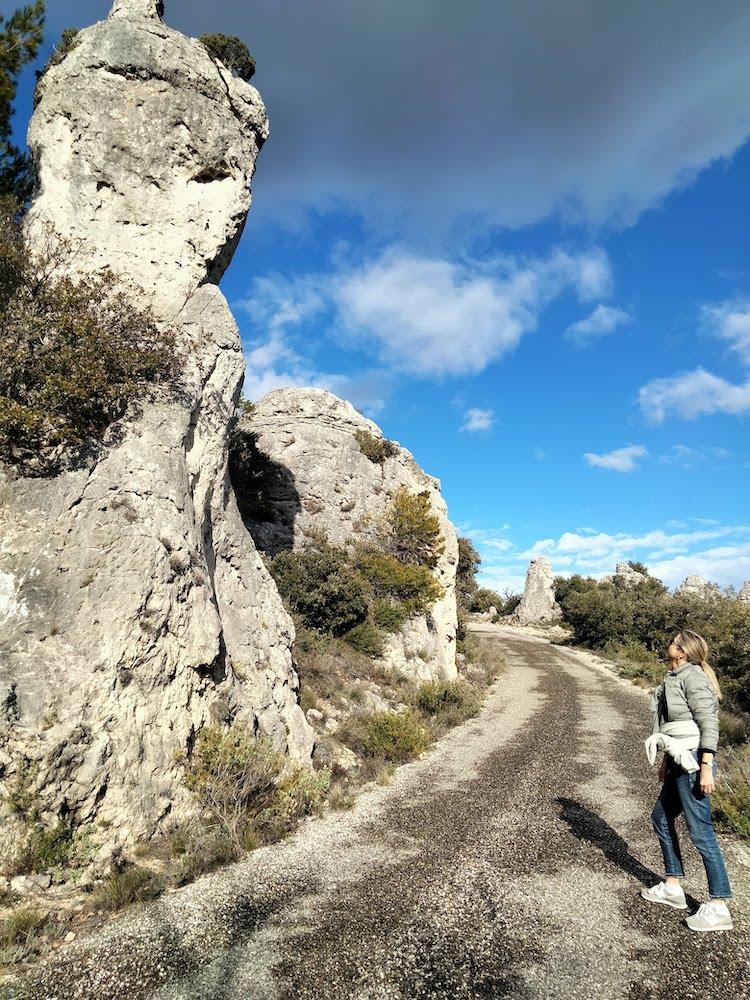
[{"xmin": 642, "ymin": 629, "xmax": 733, "ymax": 931}]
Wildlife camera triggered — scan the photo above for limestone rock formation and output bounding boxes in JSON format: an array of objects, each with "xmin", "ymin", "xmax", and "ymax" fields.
[
  {"xmin": 0, "ymin": 0, "xmax": 311, "ymax": 862},
  {"xmin": 25, "ymin": 0, "xmax": 268, "ymax": 319},
  {"xmin": 234, "ymin": 388, "xmax": 459, "ymax": 682},
  {"xmin": 514, "ymin": 557, "xmax": 562, "ymax": 626},
  {"xmin": 739, "ymin": 581, "xmax": 750, "ymax": 604},
  {"xmin": 676, "ymin": 575, "xmax": 721, "ymax": 600},
  {"xmin": 613, "ymin": 562, "xmax": 648, "ymax": 588}
]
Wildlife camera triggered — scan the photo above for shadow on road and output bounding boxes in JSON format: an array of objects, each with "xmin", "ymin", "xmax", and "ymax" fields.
[{"xmin": 554, "ymin": 796, "xmax": 701, "ymax": 908}]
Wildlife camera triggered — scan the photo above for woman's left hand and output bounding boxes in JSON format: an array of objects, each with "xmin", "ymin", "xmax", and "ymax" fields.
[{"xmin": 699, "ymin": 763, "xmax": 715, "ymax": 795}]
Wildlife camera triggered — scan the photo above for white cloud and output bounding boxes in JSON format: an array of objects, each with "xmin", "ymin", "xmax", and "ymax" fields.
[
  {"xmin": 583, "ymin": 444, "xmax": 648, "ymax": 472},
  {"xmin": 648, "ymin": 543, "xmax": 750, "ymax": 590},
  {"xmin": 239, "ymin": 246, "xmax": 613, "ymax": 381},
  {"xmin": 331, "ymin": 247, "xmax": 612, "ymax": 377},
  {"xmin": 461, "ymin": 407, "xmax": 495, "ymax": 432},
  {"xmin": 565, "ymin": 304, "xmax": 631, "ymax": 347},
  {"xmin": 702, "ymin": 299, "xmax": 750, "ymax": 363},
  {"xmin": 659, "ymin": 444, "xmax": 732, "ymax": 467},
  {"xmin": 639, "ymin": 368, "xmax": 750, "ymax": 423},
  {"xmin": 638, "ymin": 299, "xmax": 750, "ymax": 423}
]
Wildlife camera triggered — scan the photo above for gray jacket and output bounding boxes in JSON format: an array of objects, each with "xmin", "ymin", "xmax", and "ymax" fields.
[{"xmin": 650, "ymin": 661, "xmax": 720, "ymax": 754}]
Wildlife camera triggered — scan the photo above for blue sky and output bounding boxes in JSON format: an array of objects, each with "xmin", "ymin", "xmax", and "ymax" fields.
[{"xmin": 6, "ymin": 0, "xmax": 750, "ymax": 593}]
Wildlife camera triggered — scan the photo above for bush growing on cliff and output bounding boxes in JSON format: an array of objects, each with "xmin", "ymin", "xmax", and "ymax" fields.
[
  {"xmin": 379, "ymin": 487, "xmax": 444, "ymax": 569},
  {"xmin": 199, "ymin": 33, "xmax": 256, "ymax": 81},
  {"xmin": 341, "ymin": 709, "xmax": 431, "ymax": 763},
  {"xmin": 356, "ymin": 549, "xmax": 443, "ymax": 616},
  {"xmin": 0, "ymin": 196, "xmax": 178, "ymax": 472},
  {"xmin": 270, "ymin": 539, "xmax": 369, "ymax": 636},
  {"xmin": 35, "ymin": 26, "xmax": 80, "ymax": 86},
  {"xmin": 456, "ymin": 536, "xmax": 481, "ymax": 609},
  {"xmin": 354, "ymin": 428, "xmax": 398, "ymax": 464}
]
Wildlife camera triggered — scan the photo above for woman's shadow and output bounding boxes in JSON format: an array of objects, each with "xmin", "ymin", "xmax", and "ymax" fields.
[{"xmin": 555, "ymin": 796, "xmax": 701, "ymax": 908}]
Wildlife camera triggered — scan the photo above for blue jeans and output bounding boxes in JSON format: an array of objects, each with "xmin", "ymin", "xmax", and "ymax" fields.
[{"xmin": 650, "ymin": 750, "xmax": 732, "ymax": 899}]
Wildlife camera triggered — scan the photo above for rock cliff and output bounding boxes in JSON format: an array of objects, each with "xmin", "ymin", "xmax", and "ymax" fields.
[
  {"xmin": 676, "ymin": 575, "xmax": 720, "ymax": 600},
  {"xmin": 0, "ymin": 0, "xmax": 312, "ymax": 863},
  {"xmin": 740, "ymin": 581, "xmax": 750, "ymax": 604},
  {"xmin": 513, "ymin": 557, "xmax": 562, "ymax": 626},
  {"xmin": 233, "ymin": 388, "xmax": 459, "ymax": 682}
]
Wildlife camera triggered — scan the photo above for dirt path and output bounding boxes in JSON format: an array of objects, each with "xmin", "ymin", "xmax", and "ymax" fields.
[{"xmin": 5, "ymin": 628, "xmax": 749, "ymax": 1000}]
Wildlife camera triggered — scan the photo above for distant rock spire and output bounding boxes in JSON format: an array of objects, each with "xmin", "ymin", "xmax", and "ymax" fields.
[{"xmin": 108, "ymin": 0, "xmax": 164, "ymax": 19}]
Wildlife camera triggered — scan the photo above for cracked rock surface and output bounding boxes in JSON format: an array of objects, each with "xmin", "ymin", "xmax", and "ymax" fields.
[
  {"xmin": 0, "ymin": 0, "xmax": 311, "ymax": 863},
  {"xmin": 5, "ymin": 629, "xmax": 747, "ymax": 999},
  {"xmin": 237, "ymin": 387, "xmax": 459, "ymax": 682}
]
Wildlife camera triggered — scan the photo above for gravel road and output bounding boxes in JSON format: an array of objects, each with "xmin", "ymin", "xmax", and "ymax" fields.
[{"xmin": 4, "ymin": 627, "xmax": 749, "ymax": 1000}]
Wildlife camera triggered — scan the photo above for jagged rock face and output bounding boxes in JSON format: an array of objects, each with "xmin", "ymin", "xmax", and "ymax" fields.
[
  {"xmin": 677, "ymin": 575, "xmax": 720, "ymax": 600},
  {"xmin": 0, "ymin": 1, "xmax": 311, "ymax": 860},
  {"xmin": 739, "ymin": 581, "xmax": 750, "ymax": 604},
  {"xmin": 514, "ymin": 557, "xmax": 562, "ymax": 625},
  {"xmin": 613, "ymin": 562, "xmax": 648, "ymax": 588},
  {"xmin": 235, "ymin": 388, "xmax": 459, "ymax": 683},
  {"xmin": 24, "ymin": 0, "xmax": 268, "ymax": 320}
]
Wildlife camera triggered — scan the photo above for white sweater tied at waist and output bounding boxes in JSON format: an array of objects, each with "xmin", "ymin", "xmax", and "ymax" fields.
[{"xmin": 644, "ymin": 720, "xmax": 701, "ymax": 773}]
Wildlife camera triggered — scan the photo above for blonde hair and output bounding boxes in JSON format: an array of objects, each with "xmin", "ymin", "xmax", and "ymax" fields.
[{"xmin": 677, "ymin": 629, "xmax": 723, "ymax": 700}]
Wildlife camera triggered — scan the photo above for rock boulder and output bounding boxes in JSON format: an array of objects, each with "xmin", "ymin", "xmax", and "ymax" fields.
[
  {"xmin": 233, "ymin": 388, "xmax": 459, "ymax": 682},
  {"xmin": 514, "ymin": 557, "xmax": 562, "ymax": 626}
]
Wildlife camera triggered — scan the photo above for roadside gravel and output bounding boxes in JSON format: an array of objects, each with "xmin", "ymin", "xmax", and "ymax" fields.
[{"xmin": 3, "ymin": 627, "xmax": 748, "ymax": 999}]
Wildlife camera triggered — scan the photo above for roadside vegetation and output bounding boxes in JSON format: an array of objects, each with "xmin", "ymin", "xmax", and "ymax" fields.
[{"xmin": 554, "ymin": 567, "xmax": 750, "ymax": 839}]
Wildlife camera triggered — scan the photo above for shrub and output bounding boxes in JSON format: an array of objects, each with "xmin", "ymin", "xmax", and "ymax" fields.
[
  {"xmin": 379, "ymin": 488, "xmax": 444, "ymax": 568},
  {"xmin": 416, "ymin": 680, "xmax": 475, "ymax": 717},
  {"xmin": 179, "ymin": 725, "xmax": 285, "ymax": 853},
  {"xmin": 199, "ymin": 33, "xmax": 256, "ymax": 81},
  {"xmin": 341, "ymin": 709, "xmax": 431, "ymax": 763},
  {"xmin": 91, "ymin": 864, "xmax": 165, "ymax": 912},
  {"xmin": 12, "ymin": 822, "xmax": 72, "ymax": 875},
  {"xmin": 270, "ymin": 540, "xmax": 369, "ymax": 636},
  {"xmin": 255, "ymin": 764, "xmax": 331, "ymax": 843},
  {"xmin": 356, "ymin": 549, "xmax": 443, "ymax": 615},
  {"xmin": 712, "ymin": 743, "xmax": 750, "ymax": 840},
  {"xmin": 0, "ymin": 907, "xmax": 48, "ymax": 967},
  {"xmin": 169, "ymin": 826, "xmax": 240, "ymax": 886},
  {"xmin": 343, "ymin": 618, "xmax": 385, "ymax": 658},
  {"xmin": 36, "ymin": 27, "xmax": 80, "ymax": 83},
  {"xmin": 0, "ymin": 196, "xmax": 177, "ymax": 472},
  {"xmin": 354, "ymin": 428, "xmax": 398, "ymax": 464},
  {"xmin": 472, "ymin": 587, "xmax": 503, "ymax": 613},
  {"xmin": 371, "ymin": 597, "xmax": 409, "ymax": 633},
  {"xmin": 456, "ymin": 536, "xmax": 481, "ymax": 609}
]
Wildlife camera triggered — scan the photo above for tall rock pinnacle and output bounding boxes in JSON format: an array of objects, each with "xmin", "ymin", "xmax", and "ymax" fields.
[
  {"xmin": 25, "ymin": 0, "xmax": 268, "ymax": 318},
  {"xmin": 108, "ymin": 0, "xmax": 165, "ymax": 19}
]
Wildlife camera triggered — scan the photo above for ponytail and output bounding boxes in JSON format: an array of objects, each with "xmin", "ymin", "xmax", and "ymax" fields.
[{"xmin": 677, "ymin": 629, "xmax": 723, "ymax": 700}]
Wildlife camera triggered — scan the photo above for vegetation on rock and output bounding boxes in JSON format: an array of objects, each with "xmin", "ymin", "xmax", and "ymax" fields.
[
  {"xmin": 0, "ymin": 196, "xmax": 178, "ymax": 473},
  {"xmin": 199, "ymin": 32, "xmax": 256, "ymax": 81},
  {"xmin": 354, "ymin": 428, "xmax": 398, "ymax": 464},
  {"xmin": 379, "ymin": 487, "xmax": 445, "ymax": 568}
]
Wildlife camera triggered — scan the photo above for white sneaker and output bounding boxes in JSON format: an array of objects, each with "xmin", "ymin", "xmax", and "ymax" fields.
[
  {"xmin": 640, "ymin": 881, "xmax": 688, "ymax": 909},
  {"xmin": 685, "ymin": 900, "xmax": 733, "ymax": 932}
]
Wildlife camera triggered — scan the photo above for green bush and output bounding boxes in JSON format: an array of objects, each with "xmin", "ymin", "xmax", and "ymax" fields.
[
  {"xmin": 0, "ymin": 196, "xmax": 177, "ymax": 472},
  {"xmin": 371, "ymin": 597, "xmax": 409, "ymax": 633},
  {"xmin": 354, "ymin": 428, "xmax": 398, "ymax": 464},
  {"xmin": 713, "ymin": 743, "xmax": 750, "ymax": 839},
  {"xmin": 179, "ymin": 725, "xmax": 284, "ymax": 853},
  {"xmin": 472, "ymin": 587, "xmax": 503, "ymax": 613},
  {"xmin": 169, "ymin": 825, "xmax": 239, "ymax": 886},
  {"xmin": 199, "ymin": 32, "xmax": 256, "ymax": 81},
  {"xmin": 0, "ymin": 906, "xmax": 48, "ymax": 967},
  {"xmin": 456, "ymin": 536, "xmax": 481, "ymax": 610},
  {"xmin": 13, "ymin": 822, "xmax": 72, "ymax": 875},
  {"xmin": 341, "ymin": 709, "xmax": 431, "ymax": 763},
  {"xmin": 91, "ymin": 864, "xmax": 165, "ymax": 912},
  {"xmin": 357, "ymin": 549, "xmax": 443, "ymax": 615},
  {"xmin": 379, "ymin": 487, "xmax": 444, "ymax": 568},
  {"xmin": 270, "ymin": 540, "xmax": 369, "ymax": 636},
  {"xmin": 416, "ymin": 680, "xmax": 474, "ymax": 716},
  {"xmin": 255, "ymin": 763, "xmax": 331, "ymax": 843},
  {"xmin": 343, "ymin": 618, "xmax": 385, "ymax": 658}
]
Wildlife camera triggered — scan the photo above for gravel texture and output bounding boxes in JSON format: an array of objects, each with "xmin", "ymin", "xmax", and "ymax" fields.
[{"xmin": 3, "ymin": 627, "xmax": 748, "ymax": 999}]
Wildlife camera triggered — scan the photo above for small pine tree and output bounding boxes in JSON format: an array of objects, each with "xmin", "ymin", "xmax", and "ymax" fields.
[
  {"xmin": 199, "ymin": 33, "xmax": 256, "ymax": 81},
  {"xmin": 0, "ymin": 1, "xmax": 45, "ymax": 205}
]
